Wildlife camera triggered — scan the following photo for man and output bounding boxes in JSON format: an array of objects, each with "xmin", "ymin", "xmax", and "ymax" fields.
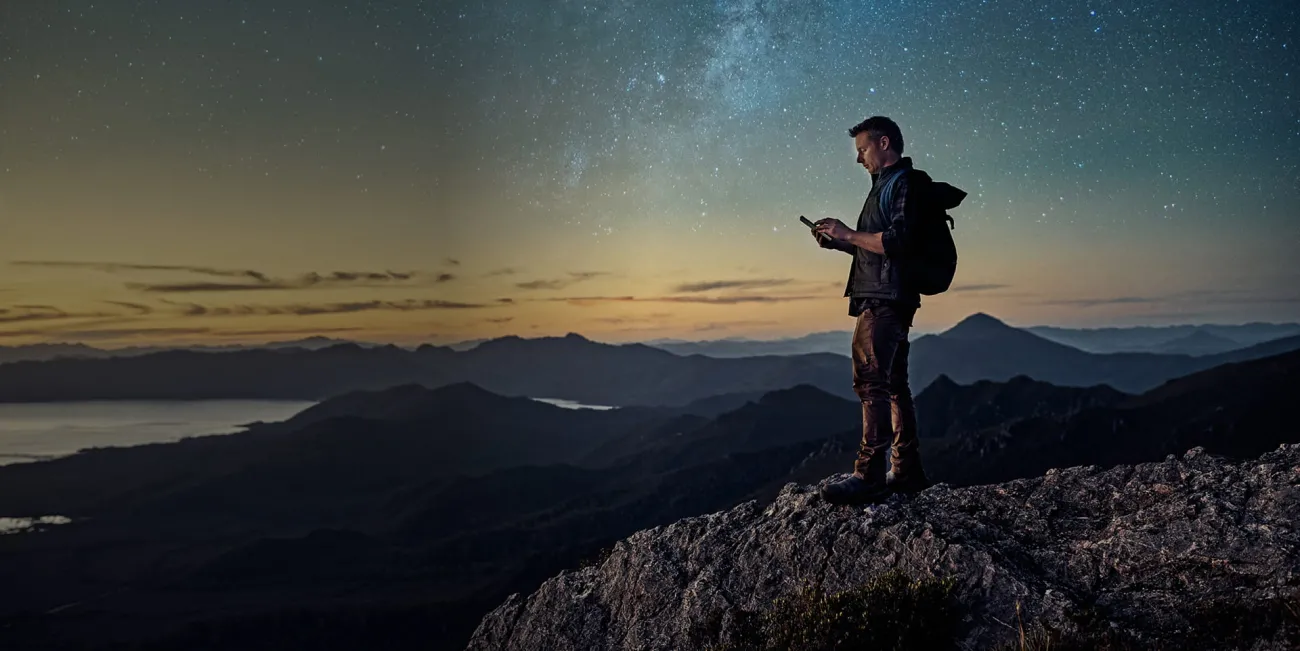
[{"xmin": 812, "ymin": 115, "xmax": 931, "ymax": 505}]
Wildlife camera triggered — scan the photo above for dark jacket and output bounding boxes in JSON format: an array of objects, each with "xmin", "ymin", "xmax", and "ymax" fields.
[{"xmin": 843, "ymin": 156, "xmax": 924, "ymax": 310}]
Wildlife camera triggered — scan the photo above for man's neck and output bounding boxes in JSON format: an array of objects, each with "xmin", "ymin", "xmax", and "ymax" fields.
[{"xmin": 870, "ymin": 155, "xmax": 904, "ymax": 181}]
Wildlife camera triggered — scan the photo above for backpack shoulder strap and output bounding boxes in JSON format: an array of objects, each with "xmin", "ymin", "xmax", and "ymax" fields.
[{"xmin": 879, "ymin": 168, "xmax": 911, "ymax": 221}]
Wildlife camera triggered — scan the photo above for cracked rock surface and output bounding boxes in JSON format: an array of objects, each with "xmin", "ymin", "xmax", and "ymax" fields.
[{"xmin": 467, "ymin": 444, "xmax": 1300, "ymax": 650}]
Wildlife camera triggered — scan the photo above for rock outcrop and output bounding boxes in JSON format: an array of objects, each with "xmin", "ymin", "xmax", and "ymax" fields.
[{"xmin": 467, "ymin": 444, "xmax": 1300, "ymax": 650}]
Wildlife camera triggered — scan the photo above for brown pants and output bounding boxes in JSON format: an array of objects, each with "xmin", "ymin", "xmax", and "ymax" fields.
[{"xmin": 850, "ymin": 301, "xmax": 921, "ymax": 479}]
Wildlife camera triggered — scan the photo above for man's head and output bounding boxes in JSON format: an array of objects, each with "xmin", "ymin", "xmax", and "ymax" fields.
[{"xmin": 849, "ymin": 116, "xmax": 904, "ymax": 174}]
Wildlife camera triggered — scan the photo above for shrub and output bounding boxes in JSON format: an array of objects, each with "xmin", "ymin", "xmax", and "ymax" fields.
[{"xmin": 709, "ymin": 570, "xmax": 960, "ymax": 651}]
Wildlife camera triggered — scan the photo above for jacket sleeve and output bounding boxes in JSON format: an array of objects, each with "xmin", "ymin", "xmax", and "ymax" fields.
[{"xmin": 880, "ymin": 171, "xmax": 921, "ymax": 260}]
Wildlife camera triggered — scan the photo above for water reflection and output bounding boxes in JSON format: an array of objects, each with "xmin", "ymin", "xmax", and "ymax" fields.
[{"xmin": 0, "ymin": 515, "xmax": 71, "ymax": 534}]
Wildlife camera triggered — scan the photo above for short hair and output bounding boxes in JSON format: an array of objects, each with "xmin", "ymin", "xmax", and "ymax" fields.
[{"xmin": 848, "ymin": 116, "xmax": 904, "ymax": 155}]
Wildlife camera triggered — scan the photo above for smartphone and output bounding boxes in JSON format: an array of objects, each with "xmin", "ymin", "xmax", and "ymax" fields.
[{"xmin": 801, "ymin": 215, "xmax": 830, "ymax": 244}]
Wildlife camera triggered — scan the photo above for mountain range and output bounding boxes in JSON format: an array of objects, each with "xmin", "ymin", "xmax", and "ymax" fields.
[
  {"xmin": 2, "ymin": 344, "xmax": 1299, "ymax": 650},
  {"xmin": 5, "ymin": 319, "xmax": 1294, "ymax": 367},
  {"xmin": 645, "ymin": 320, "xmax": 1300, "ymax": 358},
  {"xmin": 3, "ymin": 314, "xmax": 1300, "ymax": 405},
  {"xmin": 0, "ymin": 336, "xmax": 387, "ymax": 365}
]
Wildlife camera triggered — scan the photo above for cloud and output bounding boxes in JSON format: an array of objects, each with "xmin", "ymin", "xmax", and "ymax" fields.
[
  {"xmin": 207, "ymin": 326, "xmax": 366, "ymax": 338},
  {"xmin": 949, "ymin": 283, "xmax": 1012, "ymax": 293},
  {"xmin": 484, "ymin": 317, "xmax": 514, "ymax": 324},
  {"xmin": 1030, "ymin": 291, "xmax": 1300, "ymax": 309},
  {"xmin": 1129, "ymin": 310, "xmax": 1226, "ymax": 321},
  {"xmin": 541, "ymin": 294, "xmax": 820, "ymax": 306},
  {"xmin": 103, "ymin": 301, "xmax": 154, "ymax": 315},
  {"xmin": 516, "ymin": 279, "xmax": 570, "ymax": 290},
  {"xmin": 1206, "ymin": 294, "xmax": 1300, "ymax": 305},
  {"xmin": 54, "ymin": 327, "xmax": 217, "ymax": 340},
  {"xmin": 127, "ymin": 282, "xmax": 286, "ymax": 292},
  {"xmin": 34, "ymin": 316, "xmax": 146, "ymax": 332},
  {"xmin": 0, "ymin": 306, "xmax": 116, "ymax": 324},
  {"xmin": 656, "ymin": 295, "xmax": 820, "ymax": 305},
  {"xmin": 436, "ymin": 273, "xmax": 457, "ymax": 283},
  {"xmin": 516, "ymin": 271, "xmax": 611, "ymax": 290},
  {"xmin": 1036, "ymin": 296, "xmax": 1164, "ymax": 308},
  {"xmin": 14, "ymin": 260, "xmax": 273, "ymax": 283},
  {"xmin": 0, "ymin": 328, "xmax": 56, "ymax": 339},
  {"xmin": 545, "ymin": 295, "xmax": 637, "ymax": 306},
  {"xmin": 127, "ymin": 270, "xmax": 420, "ymax": 293},
  {"xmin": 446, "ymin": 258, "xmax": 461, "ymax": 266},
  {"xmin": 484, "ymin": 267, "xmax": 520, "ymax": 277},
  {"xmin": 1, "ymin": 325, "xmax": 372, "ymax": 342},
  {"xmin": 692, "ymin": 320, "xmax": 779, "ymax": 332},
  {"xmin": 13, "ymin": 260, "xmax": 426, "ymax": 293},
  {"xmin": 671, "ymin": 279, "xmax": 795, "ymax": 293},
  {"xmin": 161, "ymin": 298, "xmax": 491, "ymax": 317},
  {"xmin": 592, "ymin": 313, "xmax": 674, "ymax": 325}
]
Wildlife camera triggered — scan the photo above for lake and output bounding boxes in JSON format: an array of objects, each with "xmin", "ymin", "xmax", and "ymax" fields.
[
  {"xmin": 0, "ymin": 400, "xmax": 317, "ymax": 465},
  {"xmin": 0, "ymin": 396, "xmax": 617, "ymax": 466}
]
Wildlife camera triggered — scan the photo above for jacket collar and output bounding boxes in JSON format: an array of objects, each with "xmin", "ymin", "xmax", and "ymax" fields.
[{"xmin": 871, "ymin": 156, "xmax": 912, "ymax": 184}]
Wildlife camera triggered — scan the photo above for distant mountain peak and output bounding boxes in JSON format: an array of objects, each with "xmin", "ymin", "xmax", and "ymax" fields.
[
  {"xmin": 430, "ymin": 381, "xmax": 499, "ymax": 399},
  {"xmin": 942, "ymin": 313, "xmax": 1017, "ymax": 338},
  {"xmin": 921, "ymin": 373, "xmax": 961, "ymax": 392},
  {"xmin": 755, "ymin": 383, "xmax": 838, "ymax": 406}
]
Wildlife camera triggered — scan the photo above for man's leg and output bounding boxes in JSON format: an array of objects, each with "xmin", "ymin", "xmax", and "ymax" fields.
[
  {"xmin": 822, "ymin": 306, "xmax": 899, "ymax": 504},
  {"xmin": 822, "ymin": 302, "xmax": 912, "ymax": 504},
  {"xmin": 851, "ymin": 304, "xmax": 908, "ymax": 480},
  {"xmin": 886, "ymin": 307, "xmax": 928, "ymax": 491}
]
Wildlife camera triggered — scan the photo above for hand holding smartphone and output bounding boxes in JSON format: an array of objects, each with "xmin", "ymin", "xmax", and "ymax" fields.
[{"xmin": 801, "ymin": 215, "xmax": 830, "ymax": 245}]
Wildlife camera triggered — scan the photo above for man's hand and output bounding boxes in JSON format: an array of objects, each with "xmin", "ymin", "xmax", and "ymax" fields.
[
  {"xmin": 813, "ymin": 218, "xmax": 855, "ymax": 243},
  {"xmin": 810, "ymin": 227, "xmax": 837, "ymax": 249}
]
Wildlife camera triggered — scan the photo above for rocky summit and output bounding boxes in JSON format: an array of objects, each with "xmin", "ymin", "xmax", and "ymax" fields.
[{"xmin": 467, "ymin": 444, "xmax": 1300, "ymax": 650}]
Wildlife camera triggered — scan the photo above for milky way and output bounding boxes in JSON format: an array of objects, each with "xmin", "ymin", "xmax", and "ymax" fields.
[{"xmin": 6, "ymin": 0, "xmax": 1296, "ymax": 237}]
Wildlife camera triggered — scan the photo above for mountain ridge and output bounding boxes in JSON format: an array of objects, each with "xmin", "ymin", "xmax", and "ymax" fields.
[{"xmin": 5, "ymin": 315, "xmax": 1300, "ymax": 405}]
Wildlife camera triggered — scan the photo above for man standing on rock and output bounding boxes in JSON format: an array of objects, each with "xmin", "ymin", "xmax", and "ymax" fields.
[{"xmin": 812, "ymin": 116, "xmax": 931, "ymax": 505}]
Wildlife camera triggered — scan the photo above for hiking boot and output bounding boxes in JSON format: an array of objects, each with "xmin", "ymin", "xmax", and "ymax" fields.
[
  {"xmin": 885, "ymin": 468, "xmax": 932, "ymax": 495},
  {"xmin": 820, "ymin": 472, "xmax": 889, "ymax": 505}
]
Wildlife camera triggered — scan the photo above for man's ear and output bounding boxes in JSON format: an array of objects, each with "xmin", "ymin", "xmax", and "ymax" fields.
[{"xmin": 878, "ymin": 135, "xmax": 890, "ymax": 153}]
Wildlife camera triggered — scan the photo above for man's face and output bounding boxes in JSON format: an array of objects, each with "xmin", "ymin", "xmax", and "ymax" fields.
[{"xmin": 854, "ymin": 132, "xmax": 889, "ymax": 174}]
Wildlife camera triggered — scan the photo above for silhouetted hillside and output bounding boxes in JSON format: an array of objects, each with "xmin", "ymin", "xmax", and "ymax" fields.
[
  {"xmin": 913, "ymin": 373, "xmax": 1130, "ymax": 438},
  {"xmin": 0, "ymin": 337, "xmax": 384, "ymax": 364},
  {"xmin": 647, "ymin": 331, "xmax": 851, "ymax": 357},
  {"xmin": 795, "ymin": 347, "xmax": 1300, "ymax": 488},
  {"xmin": 0, "ymin": 335, "xmax": 850, "ymax": 406},
  {"xmin": 1149, "ymin": 328, "xmax": 1239, "ymax": 355},
  {"xmin": 4, "ymin": 349, "xmax": 1300, "ymax": 650},
  {"xmin": 907, "ymin": 312, "xmax": 1300, "ymax": 392},
  {"xmin": 0, "ymin": 382, "xmax": 854, "ymax": 651},
  {"xmin": 1026, "ymin": 321, "xmax": 1300, "ymax": 353}
]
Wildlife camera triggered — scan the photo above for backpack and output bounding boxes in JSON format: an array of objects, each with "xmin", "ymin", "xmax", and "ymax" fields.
[{"xmin": 879, "ymin": 170, "xmax": 966, "ymax": 295}]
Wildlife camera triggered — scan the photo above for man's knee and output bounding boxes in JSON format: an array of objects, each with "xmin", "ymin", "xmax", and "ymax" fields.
[{"xmin": 854, "ymin": 377, "xmax": 891, "ymax": 402}]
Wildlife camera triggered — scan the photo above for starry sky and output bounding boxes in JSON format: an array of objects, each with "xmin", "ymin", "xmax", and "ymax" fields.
[{"xmin": 2, "ymin": 0, "xmax": 1297, "ymax": 347}]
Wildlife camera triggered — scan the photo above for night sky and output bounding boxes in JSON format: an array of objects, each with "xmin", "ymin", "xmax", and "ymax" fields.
[{"xmin": 3, "ymin": 0, "xmax": 1297, "ymax": 346}]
